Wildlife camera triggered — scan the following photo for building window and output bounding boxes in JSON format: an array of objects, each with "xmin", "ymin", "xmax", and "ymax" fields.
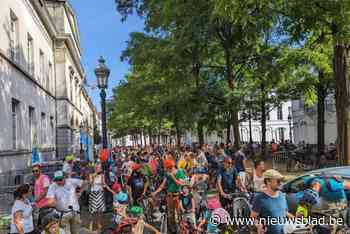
[
  {"xmin": 48, "ymin": 62, "xmax": 52, "ymax": 92},
  {"xmin": 39, "ymin": 50, "xmax": 45, "ymax": 83},
  {"xmin": 278, "ymin": 128, "xmax": 285, "ymax": 142},
  {"xmin": 29, "ymin": 106, "xmax": 35, "ymax": 148},
  {"xmin": 12, "ymin": 99, "xmax": 19, "ymax": 149},
  {"xmin": 10, "ymin": 10, "xmax": 19, "ymax": 62},
  {"xmin": 41, "ymin": 112, "xmax": 46, "ymax": 144},
  {"xmin": 27, "ymin": 33, "xmax": 34, "ymax": 75},
  {"xmin": 277, "ymin": 105, "xmax": 283, "ymax": 120},
  {"xmin": 50, "ymin": 116, "xmax": 54, "ymax": 145}
]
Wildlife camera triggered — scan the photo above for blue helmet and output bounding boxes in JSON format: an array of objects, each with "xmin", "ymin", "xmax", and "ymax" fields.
[
  {"xmin": 116, "ymin": 192, "xmax": 128, "ymax": 203},
  {"xmin": 301, "ymin": 189, "xmax": 320, "ymax": 206}
]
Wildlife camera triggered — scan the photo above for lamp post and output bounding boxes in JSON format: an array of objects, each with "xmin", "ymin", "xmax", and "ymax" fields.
[
  {"xmin": 95, "ymin": 56, "xmax": 110, "ymax": 149},
  {"xmin": 288, "ymin": 113, "xmax": 293, "ymax": 143}
]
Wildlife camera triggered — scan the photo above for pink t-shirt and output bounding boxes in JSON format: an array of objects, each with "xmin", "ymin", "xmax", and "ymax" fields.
[{"xmin": 34, "ymin": 174, "xmax": 51, "ymax": 208}]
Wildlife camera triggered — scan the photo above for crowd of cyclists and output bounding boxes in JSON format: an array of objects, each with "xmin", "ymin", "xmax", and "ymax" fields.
[{"xmin": 7, "ymin": 142, "xmax": 350, "ymax": 234}]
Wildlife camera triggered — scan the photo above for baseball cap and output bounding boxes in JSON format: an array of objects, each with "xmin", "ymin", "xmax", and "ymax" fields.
[
  {"xmin": 263, "ymin": 169, "xmax": 284, "ymax": 180},
  {"xmin": 53, "ymin": 171, "xmax": 64, "ymax": 181}
]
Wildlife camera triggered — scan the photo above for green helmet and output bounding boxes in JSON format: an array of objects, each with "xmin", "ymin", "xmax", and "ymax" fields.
[{"xmin": 129, "ymin": 206, "xmax": 144, "ymax": 217}]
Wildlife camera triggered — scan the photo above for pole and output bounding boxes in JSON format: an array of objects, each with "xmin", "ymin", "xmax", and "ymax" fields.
[{"xmin": 101, "ymin": 89, "xmax": 108, "ymax": 149}]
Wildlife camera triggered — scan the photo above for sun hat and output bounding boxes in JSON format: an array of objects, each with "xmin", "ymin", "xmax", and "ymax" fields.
[{"xmin": 263, "ymin": 169, "xmax": 284, "ymax": 180}]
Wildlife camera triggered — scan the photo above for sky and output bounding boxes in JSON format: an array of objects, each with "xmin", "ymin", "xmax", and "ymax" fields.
[{"xmin": 69, "ymin": 0, "xmax": 144, "ymax": 111}]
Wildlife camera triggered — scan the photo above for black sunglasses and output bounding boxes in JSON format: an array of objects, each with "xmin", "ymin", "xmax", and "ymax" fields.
[{"xmin": 32, "ymin": 170, "xmax": 40, "ymax": 173}]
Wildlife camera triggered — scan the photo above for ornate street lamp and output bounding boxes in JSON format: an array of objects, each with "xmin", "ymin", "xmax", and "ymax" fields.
[
  {"xmin": 95, "ymin": 56, "xmax": 110, "ymax": 149},
  {"xmin": 288, "ymin": 113, "xmax": 293, "ymax": 143}
]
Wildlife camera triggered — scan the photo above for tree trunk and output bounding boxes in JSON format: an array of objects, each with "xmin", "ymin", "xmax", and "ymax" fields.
[
  {"xmin": 143, "ymin": 131, "xmax": 147, "ymax": 146},
  {"xmin": 140, "ymin": 132, "xmax": 143, "ymax": 147},
  {"xmin": 224, "ymin": 50, "xmax": 240, "ymax": 149},
  {"xmin": 261, "ymin": 92, "xmax": 267, "ymax": 159},
  {"xmin": 232, "ymin": 110, "xmax": 241, "ymax": 150},
  {"xmin": 197, "ymin": 122, "xmax": 204, "ymax": 147},
  {"xmin": 334, "ymin": 44, "xmax": 350, "ymax": 165},
  {"xmin": 226, "ymin": 119, "xmax": 231, "ymax": 144},
  {"xmin": 317, "ymin": 74, "xmax": 326, "ymax": 154}
]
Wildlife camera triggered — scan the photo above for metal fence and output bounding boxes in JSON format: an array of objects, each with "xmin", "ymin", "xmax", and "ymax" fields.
[{"xmin": 272, "ymin": 151, "xmax": 289, "ymax": 170}]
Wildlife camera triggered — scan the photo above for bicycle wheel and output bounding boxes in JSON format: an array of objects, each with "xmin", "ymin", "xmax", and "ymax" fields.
[{"xmin": 232, "ymin": 197, "xmax": 251, "ymax": 219}]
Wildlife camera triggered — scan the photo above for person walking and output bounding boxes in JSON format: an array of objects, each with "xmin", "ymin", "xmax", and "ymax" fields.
[
  {"xmin": 10, "ymin": 184, "xmax": 35, "ymax": 234},
  {"xmin": 46, "ymin": 171, "xmax": 86, "ymax": 234},
  {"xmin": 253, "ymin": 160, "xmax": 265, "ymax": 193},
  {"xmin": 88, "ymin": 163, "xmax": 106, "ymax": 232},
  {"xmin": 32, "ymin": 164, "xmax": 51, "ymax": 209},
  {"xmin": 251, "ymin": 169, "xmax": 294, "ymax": 234}
]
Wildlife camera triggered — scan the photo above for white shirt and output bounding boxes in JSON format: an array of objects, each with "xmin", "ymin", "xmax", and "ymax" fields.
[
  {"xmin": 10, "ymin": 199, "xmax": 34, "ymax": 234},
  {"xmin": 253, "ymin": 170, "xmax": 265, "ymax": 192},
  {"xmin": 47, "ymin": 178, "xmax": 83, "ymax": 212}
]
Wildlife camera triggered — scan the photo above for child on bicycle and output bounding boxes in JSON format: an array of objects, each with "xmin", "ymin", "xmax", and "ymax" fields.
[
  {"xmin": 128, "ymin": 206, "xmax": 161, "ymax": 234},
  {"xmin": 197, "ymin": 196, "xmax": 222, "ymax": 233},
  {"xmin": 40, "ymin": 212, "xmax": 65, "ymax": 234},
  {"xmin": 179, "ymin": 182, "xmax": 196, "ymax": 228}
]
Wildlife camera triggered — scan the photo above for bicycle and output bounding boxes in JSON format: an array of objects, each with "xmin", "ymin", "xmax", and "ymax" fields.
[
  {"xmin": 38, "ymin": 206, "xmax": 76, "ymax": 233},
  {"xmin": 137, "ymin": 194, "xmax": 154, "ymax": 224},
  {"xmin": 178, "ymin": 212, "xmax": 197, "ymax": 234},
  {"xmin": 223, "ymin": 192, "xmax": 252, "ymax": 233},
  {"xmin": 312, "ymin": 206, "xmax": 350, "ymax": 234}
]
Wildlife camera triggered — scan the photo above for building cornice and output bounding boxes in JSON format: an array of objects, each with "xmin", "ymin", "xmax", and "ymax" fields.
[
  {"xmin": 63, "ymin": 2, "xmax": 82, "ymax": 56},
  {"xmin": 55, "ymin": 35, "xmax": 85, "ymax": 79},
  {"xmin": 29, "ymin": 0, "xmax": 58, "ymax": 38}
]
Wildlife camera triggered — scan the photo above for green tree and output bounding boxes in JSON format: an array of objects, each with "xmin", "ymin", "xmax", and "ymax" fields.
[{"xmin": 280, "ymin": 0, "xmax": 350, "ymax": 163}]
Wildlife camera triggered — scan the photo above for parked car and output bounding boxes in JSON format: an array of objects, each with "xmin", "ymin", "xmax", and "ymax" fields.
[{"xmin": 281, "ymin": 166, "xmax": 350, "ymax": 213}]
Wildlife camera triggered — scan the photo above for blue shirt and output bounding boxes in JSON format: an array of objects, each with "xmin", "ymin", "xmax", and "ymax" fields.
[
  {"xmin": 252, "ymin": 192, "xmax": 288, "ymax": 234},
  {"xmin": 217, "ymin": 166, "xmax": 238, "ymax": 193}
]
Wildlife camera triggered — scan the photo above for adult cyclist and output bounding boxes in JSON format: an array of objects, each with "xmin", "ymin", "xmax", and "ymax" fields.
[
  {"xmin": 127, "ymin": 164, "xmax": 149, "ymax": 206},
  {"xmin": 217, "ymin": 156, "xmax": 245, "ymax": 209}
]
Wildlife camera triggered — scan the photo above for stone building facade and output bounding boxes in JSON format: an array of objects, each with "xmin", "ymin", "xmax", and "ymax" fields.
[{"xmin": 0, "ymin": 0, "xmax": 97, "ymax": 173}]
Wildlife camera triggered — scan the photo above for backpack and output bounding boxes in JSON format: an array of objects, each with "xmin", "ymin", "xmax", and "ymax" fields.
[{"xmin": 319, "ymin": 176, "xmax": 346, "ymax": 202}]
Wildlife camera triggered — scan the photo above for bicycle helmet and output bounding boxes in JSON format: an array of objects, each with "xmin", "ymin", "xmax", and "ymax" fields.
[
  {"xmin": 129, "ymin": 206, "xmax": 144, "ymax": 217},
  {"xmin": 41, "ymin": 212, "xmax": 60, "ymax": 230},
  {"xmin": 301, "ymin": 188, "xmax": 320, "ymax": 206},
  {"xmin": 115, "ymin": 192, "xmax": 129, "ymax": 204}
]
